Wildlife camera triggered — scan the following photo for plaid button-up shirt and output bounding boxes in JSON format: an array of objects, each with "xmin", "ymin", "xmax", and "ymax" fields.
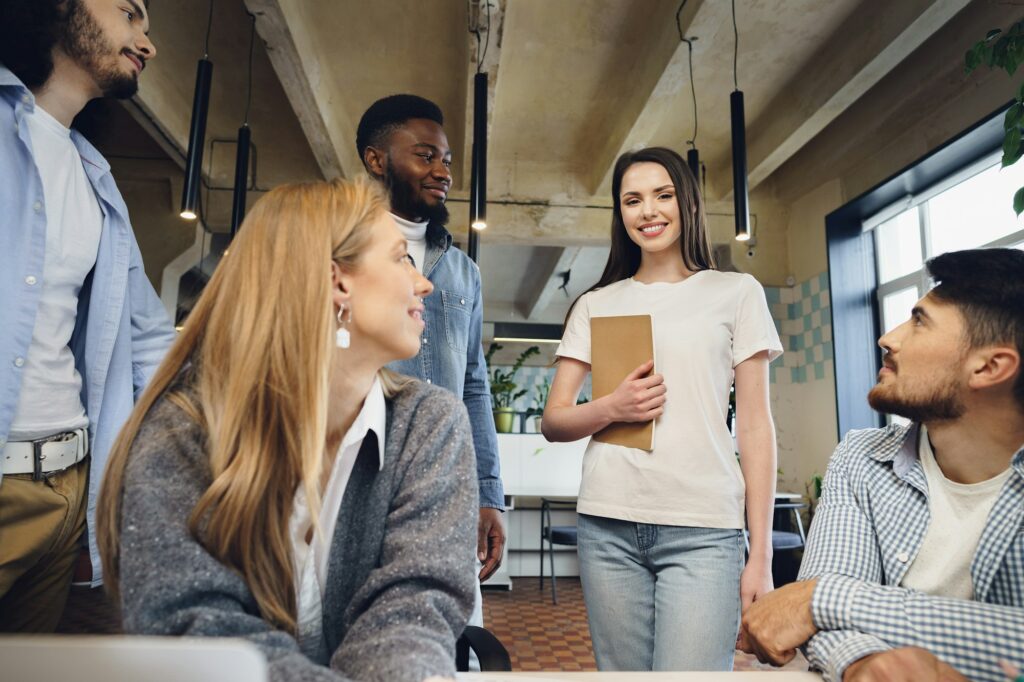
[{"xmin": 798, "ymin": 422, "xmax": 1024, "ymax": 682}]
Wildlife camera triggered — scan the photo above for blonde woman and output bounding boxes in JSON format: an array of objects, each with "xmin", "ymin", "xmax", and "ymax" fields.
[{"xmin": 96, "ymin": 178, "xmax": 477, "ymax": 682}]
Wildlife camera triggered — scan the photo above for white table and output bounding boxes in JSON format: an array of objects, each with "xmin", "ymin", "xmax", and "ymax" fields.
[{"xmin": 458, "ymin": 673, "xmax": 820, "ymax": 681}]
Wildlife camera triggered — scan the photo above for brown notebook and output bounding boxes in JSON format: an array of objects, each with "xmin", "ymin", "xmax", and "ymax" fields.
[{"xmin": 591, "ymin": 314, "xmax": 655, "ymax": 450}]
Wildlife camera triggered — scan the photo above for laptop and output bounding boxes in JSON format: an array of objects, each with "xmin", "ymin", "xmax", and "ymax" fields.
[{"xmin": 0, "ymin": 635, "xmax": 267, "ymax": 682}]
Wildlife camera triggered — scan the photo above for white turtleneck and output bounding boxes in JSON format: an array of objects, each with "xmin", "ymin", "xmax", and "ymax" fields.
[{"xmin": 390, "ymin": 213, "xmax": 429, "ymax": 275}]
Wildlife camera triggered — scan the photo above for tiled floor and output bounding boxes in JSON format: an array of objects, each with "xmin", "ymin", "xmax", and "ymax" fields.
[
  {"xmin": 57, "ymin": 576, "xmax": 808, "ymax": 673},
  {"xmin": 483, "ymin": 577, "xmax": 809, "ymax": 673}
]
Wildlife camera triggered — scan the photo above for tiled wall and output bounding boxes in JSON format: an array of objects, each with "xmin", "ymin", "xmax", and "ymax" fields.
[{"xmin": 765, "ymin": 271, "xmax": 833, "ymax": 385}]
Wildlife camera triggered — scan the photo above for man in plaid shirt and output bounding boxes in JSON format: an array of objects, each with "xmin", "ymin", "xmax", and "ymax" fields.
[{"xmin": 739, "ymin": 248, "xmax": 1024, "ymax": 682}]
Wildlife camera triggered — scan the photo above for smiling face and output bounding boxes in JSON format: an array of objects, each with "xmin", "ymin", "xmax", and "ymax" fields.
[
  {"xmin": 60, "ymin": 0, "xmax": 155, "ymax": 100},
  {"xmin": 378, "ymin": 118, "xmax": 452, "ymax": 224},
  {"xmin": 618, "ymin": 162, "xmax": 683, "ymax": 256},
  {"xmin": 868, "ymin": 293, "xmax": 969, "ymax": 423},
  {"xmin": 338, "ymin": 213, "xmax": 434, "ymax": 366}
]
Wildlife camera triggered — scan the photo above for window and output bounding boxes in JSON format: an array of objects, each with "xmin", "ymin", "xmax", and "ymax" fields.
[
  {"xmin": 866, "ymin": 153, "xmax": 1024, "ymax": 423},
  {"xmin": 869, "ymin": 153, "xmax": 1024, "ymax": 334}
]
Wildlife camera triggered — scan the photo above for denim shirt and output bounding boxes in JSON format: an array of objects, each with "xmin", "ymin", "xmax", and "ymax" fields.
[
  {"xmin": 0, "ymin": 67, "xmax": 175, "ymax": 585},
  {"xmin": 387, "ymin": 223, "xmax": 503, "ymax": 509}
]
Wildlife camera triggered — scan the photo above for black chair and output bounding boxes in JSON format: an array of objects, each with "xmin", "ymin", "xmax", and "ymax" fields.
[
  {"xmin": 456, "ymin": 625, "xmax": 512, "ymax": 672},
  {"xmin": 539, "ymin": 497, "xmax": 578, "ymax": 604},
  {"xmin": 771, "ymin": 501, "xmax": 808, "ymax": 552},
  {"xmin": 744, "ymin": 500, "xmax": 809, "ymax": 586}
]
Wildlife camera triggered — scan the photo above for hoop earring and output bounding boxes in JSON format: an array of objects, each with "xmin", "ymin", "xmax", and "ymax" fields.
[{"xmin": 335, "ymin": 304, "xmax": 351, "ymax": 349}]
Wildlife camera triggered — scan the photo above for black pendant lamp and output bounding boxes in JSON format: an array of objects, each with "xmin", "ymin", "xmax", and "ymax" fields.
[
  {"xmin": 467, "ymin": 2, "xmax": 492, "ymax": 263},
  {"xmin": 181, "ymin": 1, "xmax": 216, "ymax": 221},
  {"xmin": 676, "ymin": 4, "xmax": 703, "ymax": 183},
  {"xmin": 230, "ymin": 14, "xmax": 256, "ymax": 237},
  {"xmin": 730, "ymin": 0, "xmax": 750, "ymax": 242},
  {"xmin": 468, "ymin": 71, "xmax": 487, "ymax": 263}
]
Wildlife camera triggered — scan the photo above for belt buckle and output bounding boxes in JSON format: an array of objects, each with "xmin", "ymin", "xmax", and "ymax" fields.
[{"xmin": 30, "ymin": 431, "xmax": 76, "ymax": 481}]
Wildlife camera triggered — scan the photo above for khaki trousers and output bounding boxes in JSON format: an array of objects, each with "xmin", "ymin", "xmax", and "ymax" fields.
[{"xmin": 0, "ymin": 458, "xmax": 88, "ymax": 632}]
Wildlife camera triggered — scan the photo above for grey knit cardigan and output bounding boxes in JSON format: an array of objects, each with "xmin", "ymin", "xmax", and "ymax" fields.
[{"xmin": 117, "ymin": 379, "xmax": 479, "ymax": 682}]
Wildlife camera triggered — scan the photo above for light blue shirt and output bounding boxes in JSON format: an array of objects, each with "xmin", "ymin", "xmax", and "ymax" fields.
[
  {"xmin": 0, "ymin": 67, "xmax": 175, "ymax": 585},
  {"xmin": 387, "ymin": 221, "xmax": 504, "ymax": 509}
]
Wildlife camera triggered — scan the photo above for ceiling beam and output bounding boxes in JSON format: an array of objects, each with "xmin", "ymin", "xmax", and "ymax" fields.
[
  {"xmin": 516, "ymin": 246, "xmax": 582, "ymax": 319},
  {"xmin": 245, "ymin": 0, "xmax": 346, "ymax": 179},
  {"xmin": 711, "ymin": 0, "xmax": 971, "ymax": 200},
  {"xmin": 587, "ymin": 0, "xmax": 705, "ymax": 196}
]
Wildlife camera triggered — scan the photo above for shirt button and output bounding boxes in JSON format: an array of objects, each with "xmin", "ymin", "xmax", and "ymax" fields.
[
  {"xmin": 423, "ymin": 337, "xmax": 429, "ymax": 345},
  {"xmin": 25, "ymin": 275, "xmax": 36, "ymax": 286},
  {"xmin": 426, "ymin": 379, "xmax": 432, "ymax": 384},
  {"xmin": 22, "ymin": 94, "xmax": 30, "ymax": 103},
  {"xmin": 897, "ymin": 552, "xmax": 910, "ymax": 563},
  {"xmin": 460, "ymin": 298, "xmax": 465, "ymax": 305},
  {"xmin": 33, "ymin": 201, "xmax": 42, "ymax": 212},
  {"xmin": 13, "ymin": 357, "xmax": 25, "ymax": 368}
]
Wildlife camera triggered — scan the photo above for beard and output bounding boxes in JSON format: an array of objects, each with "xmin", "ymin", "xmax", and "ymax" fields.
[
  {"xmin": 60, "ymin": 0, "xmax": 139, "ymax": 99},
  {"xmin": 867, "ymin": 373, "xmax": 966, "ymax": 424},
  {"xmin": 384, "ymin": 159, "xmax": 449, "ymax": 225}
]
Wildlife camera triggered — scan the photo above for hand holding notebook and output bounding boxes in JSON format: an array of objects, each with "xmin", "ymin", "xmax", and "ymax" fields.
[{"xmin": 590, "ymin": 314, "xmax": 660, "ymax": 450}]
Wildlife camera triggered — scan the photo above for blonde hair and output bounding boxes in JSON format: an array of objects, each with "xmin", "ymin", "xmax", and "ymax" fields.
[{"xmin": 97, "ymin": 177, "xmax": 408, "ymax": 632}]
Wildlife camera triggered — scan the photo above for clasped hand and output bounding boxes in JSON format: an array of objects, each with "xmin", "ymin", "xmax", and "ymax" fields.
[{"xmin": 606, "ymin": 360, "xmax": 665, "ymax": 422}]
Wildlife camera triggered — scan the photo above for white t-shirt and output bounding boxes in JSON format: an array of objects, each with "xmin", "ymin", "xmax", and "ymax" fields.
[
  {"xmin": 391, "ymin": 213, "xmax": 429, "ymax": 275},
  {"xmin": 289, "ymin": 376, "xmax": 386, "ymax": 660},
  {"xmin": 901, "ymin": 426, "xmax": 1013, "ymax": 600},
  {"xmin": 557, "ymin": 271, "xmax": 782, "ymax": 528},
  {"xmin": 9, "ymin": 105, "xmax": 103, "ymax": 440}
]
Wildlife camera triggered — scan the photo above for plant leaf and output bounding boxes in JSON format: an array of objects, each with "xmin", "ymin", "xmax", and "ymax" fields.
[
  {"xmin": 1004, "ymin": 126, "xmax": 1022, "ymax": 163},
  {"xmin": 1014, "ymin": 186, "xmax": 1024, "ymax": 215},
  {"xmin": 1007, "ymin": 103, "xmax": 1023, "ymax": 130}
]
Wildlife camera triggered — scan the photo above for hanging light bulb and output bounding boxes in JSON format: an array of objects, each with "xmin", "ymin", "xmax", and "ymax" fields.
[
  {"xmin": 230, "ymin": 14, "xmax": 256, "ymax": 237},
  {"xmin": 467, "ymin": 1, "xmax": 491, "ymax": 263},
  {"xmin": 729, "ymin": 0, "xmax": 750, "ymax": 243},
  {"xmin": 180, "ymin": 0, "xmax": 216, "ymax": 221}
]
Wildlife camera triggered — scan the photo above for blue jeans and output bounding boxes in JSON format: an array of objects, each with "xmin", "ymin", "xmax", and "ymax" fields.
[{"xmin": 577, "ymin": 513, "xmax": 744, "ymax": 671}]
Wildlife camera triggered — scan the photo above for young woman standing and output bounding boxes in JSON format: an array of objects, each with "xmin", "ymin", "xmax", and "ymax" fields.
[{"xmin": 543, "ymin": 147, "xmax": 782, "ymax": 671}]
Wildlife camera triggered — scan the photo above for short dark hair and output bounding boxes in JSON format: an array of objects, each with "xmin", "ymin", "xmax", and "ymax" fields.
[
  {"xmin": 926, "ymin": 247, "xmax": 1024, "ymax": 406},
  {"xmin": 0, "ymin": 0, "xmax": 65, "ymax": 89},
  {"xmin": 0, "ymin": 0, "xmax": 151, "ymax": 90},
  {"xmin": 355, "ymin": 94, "xmax": 444, "ymax": 168}
]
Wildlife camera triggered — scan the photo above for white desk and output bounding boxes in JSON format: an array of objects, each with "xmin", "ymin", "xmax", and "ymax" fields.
[{"xmin": 459, "ymin": 673, "xmax": 820, "ymax": 681}]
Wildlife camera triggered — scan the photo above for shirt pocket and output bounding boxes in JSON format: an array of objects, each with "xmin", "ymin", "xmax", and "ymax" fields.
[{"xmin": 441, "ymin": 289, "xmax": 472, "ymax": 353}]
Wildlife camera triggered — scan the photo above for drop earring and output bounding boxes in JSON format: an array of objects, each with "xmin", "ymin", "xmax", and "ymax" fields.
[{"xmin": 335, "ymin": 304, "xmax": 351, "ymax": 349}]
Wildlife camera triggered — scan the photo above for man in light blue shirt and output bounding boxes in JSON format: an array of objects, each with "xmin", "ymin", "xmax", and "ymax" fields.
[{"xmin": 0, "ymin": 0, "xmax": 173, "ymax": 631}]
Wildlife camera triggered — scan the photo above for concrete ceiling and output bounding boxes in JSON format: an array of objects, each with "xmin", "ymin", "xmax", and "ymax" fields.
[{"xmin": 128, "ymin": 0, "xmax": 983, "ymax": 324}]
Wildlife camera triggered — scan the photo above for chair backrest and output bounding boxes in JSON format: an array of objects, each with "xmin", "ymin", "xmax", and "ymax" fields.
[
  {"xmin": 456, "ymin": 625, "xmax": 512, "ymax": 672},
  {"xmin": 0, "ymin": 636, "xmax": 267, "ymax": 682}
]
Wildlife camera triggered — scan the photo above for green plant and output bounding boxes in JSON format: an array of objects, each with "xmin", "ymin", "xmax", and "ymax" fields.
[
  {"xmin": 526, "ymin": 376, "xmax": 551, "ymax": 417},
  {"xmin": 484, "ymin": 343, "xmax": 540, "ymax": 409},
  {"xmin": 965, "ymin": 19, "xmax": 1024, "ymax": 214}
]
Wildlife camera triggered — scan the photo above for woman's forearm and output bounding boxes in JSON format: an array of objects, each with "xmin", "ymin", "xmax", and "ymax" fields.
[
  {"xmin": 738, "ymin": 417, "xmax": 777, "ymax": 560},
  {"xmin": 541, "ymin": 397, "xmax": 614, "ymax": 442}
]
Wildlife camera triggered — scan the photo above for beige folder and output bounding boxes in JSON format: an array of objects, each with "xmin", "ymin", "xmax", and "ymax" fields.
[{"xmin": 591, "ymin": 314, "xmax": 655, "ymax": 450}]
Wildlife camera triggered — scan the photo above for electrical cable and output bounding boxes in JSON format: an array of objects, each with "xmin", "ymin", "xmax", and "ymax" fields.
[
  {"xmin": 203, "ymin": 0, "xmax": 215, "ymax": 59},
  {"xmin": 731, "ymin": 0, "xmax": 739, "ymax": 91}
]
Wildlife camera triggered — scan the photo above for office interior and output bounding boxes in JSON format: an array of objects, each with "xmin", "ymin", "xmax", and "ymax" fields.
[{"xmin": 39, "ymin": 0, "xmax": 1024, "ymax": 674}]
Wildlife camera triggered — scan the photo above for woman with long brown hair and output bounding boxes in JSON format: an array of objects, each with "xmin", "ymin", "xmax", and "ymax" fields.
[
  {"xmin": 543, "ymin": 147, "xmax": 782, "ymax": 672},
  {"xmin": 96, "ymin": 178, "xmax": 477, "ymax": 682}
]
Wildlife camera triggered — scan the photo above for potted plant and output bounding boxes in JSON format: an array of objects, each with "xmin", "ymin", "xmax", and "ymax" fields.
[
  {"xmin": 525, "ymin": 377, "xmax": 551, "ymax": 433},
  {"xmin": 484, "ymin": 343, "xmax": 540, "ymax": 433}
]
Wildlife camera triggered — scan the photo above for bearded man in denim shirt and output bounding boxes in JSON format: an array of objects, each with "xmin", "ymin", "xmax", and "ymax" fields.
[
  {"xmin": 0, "ymin": 0, "xmax": 174, "ymax": 631},
  {"xmin": 356, "ymin": 97, "xmax": 505, "ymax": 606}
]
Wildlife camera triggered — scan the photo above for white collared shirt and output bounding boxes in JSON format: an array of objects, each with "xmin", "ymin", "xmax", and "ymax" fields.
[{"xmin": 290, "ymin": 376, "xmax": 386, "ymax": 658}]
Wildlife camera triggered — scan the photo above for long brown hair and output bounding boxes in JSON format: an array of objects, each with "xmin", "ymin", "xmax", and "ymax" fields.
[
  {"xmin": 566, "ymin": 147, "xmax": 715, "ymax": 325},
  {"xmin": 97, "ymin": 177, "xmax": 404, "ymax": 633}
]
